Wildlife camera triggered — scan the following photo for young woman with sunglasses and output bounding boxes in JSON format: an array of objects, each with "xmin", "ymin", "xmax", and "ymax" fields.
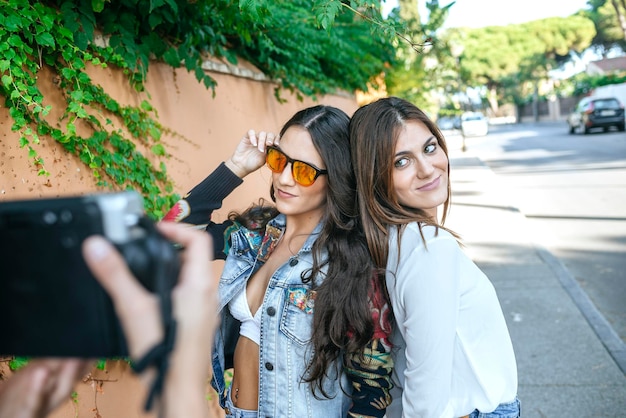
[
  {"xmin": 164, "ymin": 105, "xmax": 393, "ymax": 417},
  {"xmin": 349, "ymin": 97, "xmax": 519, "ymax": 418}
]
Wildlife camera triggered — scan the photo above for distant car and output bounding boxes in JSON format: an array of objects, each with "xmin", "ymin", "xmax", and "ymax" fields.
[
  {"xmin": 567, "ymin": 96, "xmax": 625, "ymax": 134},
  {"xmin": 437, "ymin": 116, "xmax": 456, "ymax": 131},
  {"xmin": 460, "ymin": 112, "xmax": 489, "ymax": 137}
]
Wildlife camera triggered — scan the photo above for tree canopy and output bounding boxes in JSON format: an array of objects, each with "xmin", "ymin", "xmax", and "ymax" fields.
[
  {"xmin": 383, "ymin": 0, "xmax": 455, "ymax": 115},
  {"xmin": 579, "ymin": 0, "xmax": 626, "ymax": 55},
  {"xmin": 437, "ymin": 15, "xmax": 596, "ymax": 112}
]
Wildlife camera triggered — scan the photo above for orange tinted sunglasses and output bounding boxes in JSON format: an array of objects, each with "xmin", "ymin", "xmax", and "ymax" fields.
[{"xmin": 266, "ymin": 146, "xmax": 328, "ymax": 187}]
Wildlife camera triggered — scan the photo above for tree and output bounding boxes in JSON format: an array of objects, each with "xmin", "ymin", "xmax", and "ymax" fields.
[
  {"xmin": 384, "ymin": 0, "xmax": 455, "ymax": 115},
  {"xmin": 447, "ymin": 16, "xmax": 595, "ymax": 117},
  {"xmin": 581, "ymin": 0, "xmax": 626, "ymax": 55},
  {"xmin": 609, "ymin": 0, "xmax": 626, "ymax": 43}
]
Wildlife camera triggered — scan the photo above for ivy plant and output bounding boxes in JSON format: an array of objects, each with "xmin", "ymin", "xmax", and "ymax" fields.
[
  {"xmin": 1, "ymin": 0, "xmax": 400, "ymax": 217},
  {"xmin": 0, "ymin": 0, "xmax": 177, "ymax": 217}
]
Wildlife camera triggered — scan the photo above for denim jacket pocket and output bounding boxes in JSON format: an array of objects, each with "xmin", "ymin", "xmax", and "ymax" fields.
[{"xmin": 279, "ymin": 286, "xmax": 316, "ymax": 345}]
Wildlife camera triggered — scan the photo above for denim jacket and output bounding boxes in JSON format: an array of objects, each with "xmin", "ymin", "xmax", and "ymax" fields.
[
  {"xmin": 164, "ymin": 162, "xmax": 393, "ymax": 417},
  {"xmin": 218, "ymin": 214, "xmax": 354, "ymax": 416}
]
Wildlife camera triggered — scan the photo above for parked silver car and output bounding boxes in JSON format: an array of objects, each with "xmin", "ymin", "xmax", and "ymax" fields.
[
  {"xmin": 568, "ymin": 96, "xmax": 625, "ymax": 134},
  {"xmin": 461, "ymin": 112, "xmax": 489, "ymax": 137}
]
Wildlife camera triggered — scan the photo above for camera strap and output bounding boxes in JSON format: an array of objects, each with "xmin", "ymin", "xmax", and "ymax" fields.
[
  {"xmin": 129, "ymin": 218, "xmax": 180, "ymax": 412},
  {"xmin": 131, "ymin": 314, "xmax": 177, "ymax": 411}
]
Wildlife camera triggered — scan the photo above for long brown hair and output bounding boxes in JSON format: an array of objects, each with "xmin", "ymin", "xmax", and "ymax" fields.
[
  {"xmin": 233, "ymin": 105, "xmax": 378, "ymax": 398},
  {"xmin": 349, "ymin": 97, "xmax": 454, "ymax": 270}
]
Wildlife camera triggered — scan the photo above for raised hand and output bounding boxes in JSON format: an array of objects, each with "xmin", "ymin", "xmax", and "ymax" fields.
[{"xmin": 225, "ymin": 129, "xmax": 279, "ymax": 178}]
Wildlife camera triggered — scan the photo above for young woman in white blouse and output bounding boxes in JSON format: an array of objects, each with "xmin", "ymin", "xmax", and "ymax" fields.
[{"xmin": 349, "ymin": 97, "xmax": 520, "ymax": 418}]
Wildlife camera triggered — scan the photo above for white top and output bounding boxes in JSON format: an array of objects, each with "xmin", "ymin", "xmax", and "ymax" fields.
[
  {"xmin": 228, "ymin": 286, "xmax": 262, "ymax": 345},
  {"xmin": 385, "ymin": 224, "xmax": 517, "ymax": 418}
]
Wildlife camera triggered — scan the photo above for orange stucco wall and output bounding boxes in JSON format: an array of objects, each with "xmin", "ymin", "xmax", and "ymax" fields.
[
  {"xmin": 0, "ymin": 58, "xmax": 358, "ymax": 417},
  {"xmin": 1, "ymin": 59, "xmax": 358, "ymax": 208}
]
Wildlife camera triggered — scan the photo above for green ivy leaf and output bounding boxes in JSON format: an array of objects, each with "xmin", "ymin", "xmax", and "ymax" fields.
[
  {"xmin": 77, "ymin": 71, "xmax": 91, "ymax": 84},
  {"xmin": 60, "ymin": 67, "xmax": 77, "ymax": 79},
  {"xmin": 164, "ymin": 0, "xmax": 178, "ymax": 14},
  {"xmin": 76, "ymin": 107, "xmax": 88, "ymax": 118},
  {"xmin": 7, "ymin": 34, "xmax": 24, "ymax": 48},
  {"xmin": 35, "ymin": 32, "xmax": 55, "ymax": 48},
  {"xmin": 9, "ymin": 357, "xmax": 30, "ymax": 371},
  {"xmin": 140, "ymin": 100, "xmax": 153, "ymax": 112},
  {"xmin": 74, "ymin": 31, "xmax": 90, "ymax": 51},
  {"xmin": 163, "ymin": 48, "xmax": 181, "ymax": 67},
  {"xmin": 1, "ymin": 74, "xmax": 13, "ymax": 86},
  {"xmin": 70, "ymin": 90, "xmax": 84, "ymax": 102},
  {"xmin": 148, "ymin": 12, "xmax": 163, "ymax": 28},
  {"xmin": 92, "ymin": 0, "xmax": 105, "ymax": 13},
  {"xmin": 3, "ymin": 48, "xmax": 16, "ymax": 61},
  {"xmin": 151, "ymin": 143, "xmax": 165, "ymax": 156},
  {"xmin": 149, "ymin": 126, "xmax": 161, "ymax": 140},
  {"xmin": 3, "ymin": 15, "xmax": 22, "ymax": 32},
  {"xmin": 66, "ymin": 122, "xmax": 77, "ymax": 136}
]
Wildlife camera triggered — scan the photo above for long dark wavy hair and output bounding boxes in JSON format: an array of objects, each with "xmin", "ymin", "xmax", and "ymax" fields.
[
  {"xmin": 230, "ymin": 105, "xmax": 379, "ymax": 398},
  {"xmin": 349, "ymin": 96, "xmax": 455, "ymax": 271}
]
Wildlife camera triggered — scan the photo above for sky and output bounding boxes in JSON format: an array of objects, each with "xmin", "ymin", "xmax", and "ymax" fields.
[{"xmin": 382, "ymin": 0, "xmax": 590, "ymax": 28}]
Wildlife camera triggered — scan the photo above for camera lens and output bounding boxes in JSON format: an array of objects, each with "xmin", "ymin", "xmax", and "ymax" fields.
[
  {"xmin": 42, "ymin": 211, "xmax": 57, "ymax": 225},
  {"xmin": 60, "ymin": 210, "xmax": 73, "ymax": 224}
]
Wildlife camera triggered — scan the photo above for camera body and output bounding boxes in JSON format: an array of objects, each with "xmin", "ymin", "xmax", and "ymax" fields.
[{"xmin": 0, "ymin": 191, "xmax": 180, "ymax": 357}]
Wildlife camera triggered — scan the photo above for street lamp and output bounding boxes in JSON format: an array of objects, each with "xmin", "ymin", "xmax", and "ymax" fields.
[{"xmin": 450, "ymin": 43, "xmax": 466, "ymax": 152}]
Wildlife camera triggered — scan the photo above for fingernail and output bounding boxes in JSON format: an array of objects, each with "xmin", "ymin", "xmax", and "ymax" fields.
[{"xmin": 84, "ymin": 236, "xmax": 111, "ymax": 261}]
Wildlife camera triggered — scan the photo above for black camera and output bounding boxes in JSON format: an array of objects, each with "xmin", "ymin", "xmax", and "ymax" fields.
[{"xmin": 0, "ymin": 191, "xmax": 180, "ymax": 357}]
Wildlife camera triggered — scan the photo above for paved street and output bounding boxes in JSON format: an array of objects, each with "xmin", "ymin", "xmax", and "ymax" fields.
[
  {"xmin": 446, "ymin": 122, "xmax": 626, "ymax": 347},
  {"xmin": 443, "ymin": 123, "xmax": 626, "ymax": 416}
]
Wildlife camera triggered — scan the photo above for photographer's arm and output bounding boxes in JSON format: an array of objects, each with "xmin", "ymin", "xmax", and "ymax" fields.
[{"xmin": 83, "ymin": 222, "xmax": 218, "ymax": 418}]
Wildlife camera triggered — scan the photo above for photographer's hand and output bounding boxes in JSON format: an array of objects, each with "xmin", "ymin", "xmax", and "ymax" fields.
[
  {"xmin": 155, "ymin": 221, "xmax": 218, "ymax": 418},
  {"xmin": 0, "ymin": 359, "xmax": 92, "ymax": 418},
  {"xmin": 83, "ymin": 221, "xmax": 217, "ymax": 418}
]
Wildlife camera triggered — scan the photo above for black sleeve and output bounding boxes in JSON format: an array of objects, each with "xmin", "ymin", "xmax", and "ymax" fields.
[{"xmin": 162, "ymin": 162, "xmax": 244, "ymax": 260}]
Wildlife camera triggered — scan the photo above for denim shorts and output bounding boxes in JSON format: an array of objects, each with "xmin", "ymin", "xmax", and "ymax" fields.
[
  {"xmin": 223, "ymin": 385, "xmax": 258, "ymax": 418},
  {"xmin": 468, "ymin": 397, "xmax": 521, "ymax": 418}
]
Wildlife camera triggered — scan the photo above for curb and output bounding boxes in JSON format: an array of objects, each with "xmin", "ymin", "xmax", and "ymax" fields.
[
  {"xmin": 451, "ymin": 152, "xmax": 626, "ymax": 376},
  {"xmin": 534, "ymin": 244, "xmax": 626, "ymax": 375}
]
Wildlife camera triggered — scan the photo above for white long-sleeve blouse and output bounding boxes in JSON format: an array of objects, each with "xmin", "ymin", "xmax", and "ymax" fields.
[{"xmin": 385, "ymin": 223, "xmax": 518, "ymax": 418}]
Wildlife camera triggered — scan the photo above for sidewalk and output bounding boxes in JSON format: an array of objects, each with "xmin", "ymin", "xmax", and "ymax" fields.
[{"xmin": 446, "ymin": 144, "xmax": 626, "ymax": 417}]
